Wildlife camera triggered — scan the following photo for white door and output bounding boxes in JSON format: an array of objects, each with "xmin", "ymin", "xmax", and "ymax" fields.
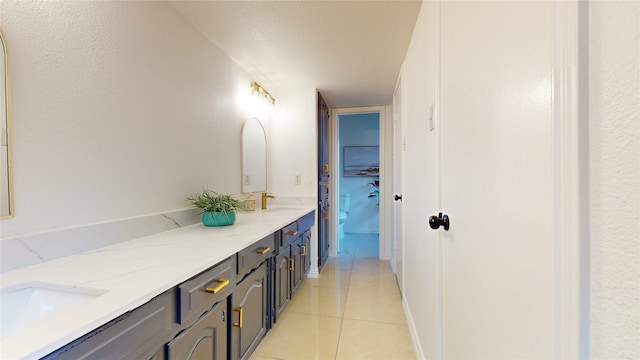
[
  {"xmin": 439, "ymin": 2, "xmax": 556, "ymax": 357},
  {"xmin": 392, "ymin": 75, "xmax": 404, "ymax": 291}
]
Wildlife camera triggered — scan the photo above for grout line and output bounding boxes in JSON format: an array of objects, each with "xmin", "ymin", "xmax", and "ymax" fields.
[
  {"xmin": 255, "ymin": 234, "xmax": 394, "ymax": 360},
  {"xmin": 334, "ymin": 235, "xmax": 359, "ymax": 359}
]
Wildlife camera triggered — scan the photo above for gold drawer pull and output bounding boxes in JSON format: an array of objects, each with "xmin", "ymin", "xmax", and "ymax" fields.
[
  {"xmin": 233, "ymin": 307, "xmax": 243, "ymax": 328},
  {"xmin": 256, "ymin": 246, "xmax": 271, "ymax": 255},
  {"xmin": 288, "ymin": 258, "xmax": 294, "ymax": 271},
  {"xmin": 300, "ymin": 244, "xmax": 307, "ymax": 256},
  {"xmin": 205, "ymin": 279, "xmax": 229, "ymax": 294},
  {"xmin": 287, "ymin": 230, "xmax": 298, "ymax": 237}
]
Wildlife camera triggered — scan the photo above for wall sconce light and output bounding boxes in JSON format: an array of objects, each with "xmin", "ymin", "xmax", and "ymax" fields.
[{"xmin": 251, "ymin": 82, "xmax": 275, "ymax": 105}]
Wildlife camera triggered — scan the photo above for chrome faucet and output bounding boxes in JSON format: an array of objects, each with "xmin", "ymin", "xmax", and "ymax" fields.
[{"xmin": 261, "ymin": 192, "xmax": 275, "ymax": 210}]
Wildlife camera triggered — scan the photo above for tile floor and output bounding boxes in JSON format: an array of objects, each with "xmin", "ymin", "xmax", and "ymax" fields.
[{"xmin": 251, "ymin": 233, "xmax": 416, "ymax": 360}]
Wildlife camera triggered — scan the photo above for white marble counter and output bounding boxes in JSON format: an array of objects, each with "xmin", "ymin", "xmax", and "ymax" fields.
[{"xmin": 0, "ymin": 206, "xmax": 315, "ymax": 360}]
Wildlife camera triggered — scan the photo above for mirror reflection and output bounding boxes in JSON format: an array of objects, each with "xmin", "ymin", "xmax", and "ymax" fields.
[
  {"xmin": 1, "ymin": 29, "xmax": 12, "ymax": 218},
  {"xmin": 242, "ymin": 118, "xmax": 267, "ymax": 193}
]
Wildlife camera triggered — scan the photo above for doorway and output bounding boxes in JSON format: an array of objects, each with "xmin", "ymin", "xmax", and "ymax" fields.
[{"xmin": 330, "ymin": 106, "xmax": 388, "ymax": 260}]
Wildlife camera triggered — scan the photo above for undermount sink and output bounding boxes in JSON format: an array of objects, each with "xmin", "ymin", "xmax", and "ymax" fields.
[
  {"xmin": 265, "ymin": 207, "xmax": 302, "ymax": 212},
  {"xmin": 1, "ymin": 282, "xmax": 107, "ymax": 339}
]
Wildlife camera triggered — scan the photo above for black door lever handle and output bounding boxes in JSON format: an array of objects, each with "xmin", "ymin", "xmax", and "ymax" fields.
[
  {"xmin": 429, "ymin": 212, "xmax": 450, "ymax": 231},
  {"xmin": 394, "ymin": 194, "xmax": 402, "ymax": 201}
]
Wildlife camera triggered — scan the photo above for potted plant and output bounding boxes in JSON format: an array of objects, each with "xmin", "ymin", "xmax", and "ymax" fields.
[
  {"xmin": 188, "ymin": 189, "xmax": 246, "ymax": 226},
  {"xmin": 368, "ymin": 179, "xmax": 380, "ymax": 203}
]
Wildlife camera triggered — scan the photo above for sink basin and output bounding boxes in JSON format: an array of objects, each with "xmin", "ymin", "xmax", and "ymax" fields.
[
  {"xmin": 265, "ymin": 207, "xmax": 302, "ymax": 212},
  {"xmin": 1, "ymin": 282, "xmax": 107, "ymax": 339}
]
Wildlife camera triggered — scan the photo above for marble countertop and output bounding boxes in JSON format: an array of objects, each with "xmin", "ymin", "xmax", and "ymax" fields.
[{"xmin": 0, "ymin": 206, "xmax": 315, "ymax": 360}]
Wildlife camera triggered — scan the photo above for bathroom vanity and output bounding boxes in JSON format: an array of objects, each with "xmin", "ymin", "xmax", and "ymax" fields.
[{"xmin": 0, "ymin": 207, "xmax": 315, "ymax": 360}]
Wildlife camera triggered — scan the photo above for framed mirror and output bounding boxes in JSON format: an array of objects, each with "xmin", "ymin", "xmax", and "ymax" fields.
[
  {"xmin": 242, "ymin": 118, "xmax": 267, "ymax": 193},
  {"xmin": 0, "ymin": 29, "xmax": 13, "ymax": 218}
]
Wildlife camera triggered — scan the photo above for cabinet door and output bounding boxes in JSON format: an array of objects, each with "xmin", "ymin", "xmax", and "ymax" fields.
[
  {"xmin": 302, "ymin": 230, "xmax": 311, "ymax": 274},
  {"xmin": 292, "ymin": 237, "xmax": 303, "ymax": 294},
  {"xmin": 232, "ymin": 262, "xmax": 268, "ymax": 360},
  {"xmin": 274, "ymin": 245, "xmax": 291, "ymax": 321},
  {"xmin": 166, "ymin": 300, "xmax": 227, "ymax": 360}
]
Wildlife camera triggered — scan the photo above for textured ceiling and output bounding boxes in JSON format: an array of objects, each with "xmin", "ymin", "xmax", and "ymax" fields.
[{"xmin": 168, "ymin": 1, "xmax": 421, "ymax": 108}]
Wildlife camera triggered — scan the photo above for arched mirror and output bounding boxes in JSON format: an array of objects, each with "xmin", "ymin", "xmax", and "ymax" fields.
[
  {"xmin": 241, "ymin": 118, "xmax": 267, "ymax": 193},
  {"xmin": 0, "ymin": 29, "xmax": 13, "ymax": 218}
]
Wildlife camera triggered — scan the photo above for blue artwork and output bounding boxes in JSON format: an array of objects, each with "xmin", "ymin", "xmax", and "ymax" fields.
[{"xmin": 343, "ymin": 146, "xmax": 379, "ymax": 177}]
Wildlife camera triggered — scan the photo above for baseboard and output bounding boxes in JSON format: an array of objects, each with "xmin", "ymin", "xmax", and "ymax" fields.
[{"xmin": 403, "ymin": 296, "xmax": 426, "ymax": 360}]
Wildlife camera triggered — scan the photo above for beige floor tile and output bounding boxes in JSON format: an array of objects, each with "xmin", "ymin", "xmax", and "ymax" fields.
[
  {"xmin": 321, "ymin": 257, "xmax": 354, "ymax": 272},
  {"xmin": 253, "ymin": 312, "xmax": 342, "ymax": 360},
  {"xmin": 343, "ymin": 288, "xmax": 407, "ymax": 325},
  {"xmin": 287, "ymin": 281, "xmax": 348, "ymax": 317},
  {"xmin": 352, "ymin": 257, "xmax": 393, "ymax": 273},
  {"xmin": 252, "ymin": 235, "xmax": 413, "ymax": 360},
  {"xmin": 305, "ymin": 267, "xmax": 352, "ymax": 289},
  {"xmin": 336, "ymin": 319, "xmax": 416, "ymax": 360},
  {"xmin": 348, "ymin": 269, "xmax": 399, "ymax": 293}
]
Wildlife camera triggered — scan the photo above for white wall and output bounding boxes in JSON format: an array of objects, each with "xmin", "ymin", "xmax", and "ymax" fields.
[
  {"xmin": 0, "ymin": 1, "xmax": 261, "ymax": 238},
  {"xmin": 400, "ymin": 1, "xmax": 441, "ymax": 358},
  {"xmin": 270, "ymin": 87, "xmax": 319, "ymax": 272},
  {"xmin": 399, "ymin": 0, "xmax": 639, "ymax": 358},
  {"xmin": 270, "ymin": 88, "xmax": 317, "ymax": 198},
  {"xmin": 589, "ymin": 1, "xmax": 640, "ymax": 358}
]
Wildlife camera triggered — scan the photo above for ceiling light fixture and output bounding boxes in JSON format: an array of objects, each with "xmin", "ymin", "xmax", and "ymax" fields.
[{"xmin": 250, "ymin": 82, "xmax": 275, "ymax": 105}]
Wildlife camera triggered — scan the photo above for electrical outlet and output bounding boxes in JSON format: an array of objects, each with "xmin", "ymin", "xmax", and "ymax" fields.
[
  {"xmin": 244, "ymin": 175, "xmax": 251, "ymax": 185},
  {"xmin": 295, "ymin": 174, "xmax": 302, "ymax": 185}
]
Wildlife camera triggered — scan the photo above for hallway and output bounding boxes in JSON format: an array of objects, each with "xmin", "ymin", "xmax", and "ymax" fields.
[{"xmin": 251, "ymin": 234, "xmax": 415, "ymax": 359}]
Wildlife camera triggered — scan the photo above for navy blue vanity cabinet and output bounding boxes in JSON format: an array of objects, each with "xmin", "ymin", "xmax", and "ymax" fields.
[
  {"xmin": 274, "ymin": 242, "xmax": 292, "ymax": 321},
  {"xmin": 296, "ymin": 213, "xmax": 315, "ymax": 282},
  {"xmin": 39, "ymin": 213, "xmax": 314, "ymax": 360},
  {"xmin": 231, "ymin": 234, "xmax": 274, "ymax": 360},
  {"xmin": 273, "ymin": 211, "xmax": 315, "ymax": 324},
  {"xmin": 292, "ymin": 235, "xmax": 305, "ymax": 294},
  {"xmin": 274, "ymin": 221, "xmax": 297, "ymax": 321},
  {"xmin": 296, "ymin": 229, "xmax": 312, "ymax": 281}
]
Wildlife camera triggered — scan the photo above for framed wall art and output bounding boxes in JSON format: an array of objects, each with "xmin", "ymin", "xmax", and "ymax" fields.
[{"xmin": 343, "ymin": 146, "xmax": 379, "ymax": 177}]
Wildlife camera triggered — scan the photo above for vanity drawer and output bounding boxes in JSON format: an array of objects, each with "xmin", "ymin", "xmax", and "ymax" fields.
[
  {"xmin": 297, "ymin": 211, "xmax": 315, "ymax": 233},
  {"xmin": 237, "ymin": 233, "xmax": 275, "ymax": 277},
  {"xmin": 280, "ymin": 222, "xmax": 299, "ymax": 248},
  {"xmin": 279, "ymin": 211, "xmax": 315, "ymax": 249},
  {"xmin": 177, "ymin": 256, "xmax": 235, "ymax": 325}
]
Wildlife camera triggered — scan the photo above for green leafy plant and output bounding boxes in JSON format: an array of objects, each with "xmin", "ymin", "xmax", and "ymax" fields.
[
  {"xmin": 188, "ymin": 189, "xmax": 246, "ymax": 214},
  {"xmin": 368, "ymin": 179, "xmax": 380, "ymax": 199}
]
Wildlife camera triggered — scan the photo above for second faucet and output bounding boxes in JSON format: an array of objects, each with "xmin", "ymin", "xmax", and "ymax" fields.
[{"xmin": 261, "ymin": 192, "xmax": 275, "ymax": 210}]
